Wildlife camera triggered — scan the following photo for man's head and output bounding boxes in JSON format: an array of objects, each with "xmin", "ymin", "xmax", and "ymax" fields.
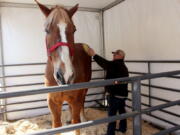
[{"xmin": 112, "ymin": 49, "xmax": 125, "ymax": 60}]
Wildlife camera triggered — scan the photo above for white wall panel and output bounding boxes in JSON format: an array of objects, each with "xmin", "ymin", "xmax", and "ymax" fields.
[
  {"xmin": 104, "ymin": 0, "xmax": 180, "ymax": 61},
  {"xmin": 1, "ymin": 7, "xmax": 46, "ymax": 64}
]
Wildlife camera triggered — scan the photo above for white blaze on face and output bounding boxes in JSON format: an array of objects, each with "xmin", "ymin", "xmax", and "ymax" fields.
[
  {"xmin": 57, "ymin": 22, "xmax": 74, "ymax": 83},
  {"xmin": 53, "ymin": 59, "xmax": 61, "ymax": 83}
]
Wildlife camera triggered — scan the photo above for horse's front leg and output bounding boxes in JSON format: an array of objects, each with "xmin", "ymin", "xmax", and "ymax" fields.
[
  {"xmin": 70, "ymin": 102, "xmax": 81, "ymax": 135},
  {"xmin": 48, "ymin": 95, "xmax": 63, "ymax": 128},
  {"xmin": 80, "ymin": 89, "xmax": 88, "ymax": 122}
]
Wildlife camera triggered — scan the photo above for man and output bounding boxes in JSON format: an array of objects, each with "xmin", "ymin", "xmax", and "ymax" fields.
[{"xmin": 88, "ymin": 48, "xmax": 129, "ymax": 135}]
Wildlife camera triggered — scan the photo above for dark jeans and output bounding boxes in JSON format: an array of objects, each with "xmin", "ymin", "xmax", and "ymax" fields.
[{"xmin": 107, "ymin": 95, "xmax": 127, "ymax": 135}]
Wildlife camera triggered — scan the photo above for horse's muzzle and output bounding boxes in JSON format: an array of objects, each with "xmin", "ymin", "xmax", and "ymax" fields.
[{"xmin": 67, "ymin": 73, "xmax": 75, "ymax": 84}]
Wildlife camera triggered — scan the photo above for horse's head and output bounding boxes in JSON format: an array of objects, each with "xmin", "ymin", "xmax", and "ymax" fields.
[{"xmin": 35, "ymin": 0, "xmax": 78, "ymax": 85}]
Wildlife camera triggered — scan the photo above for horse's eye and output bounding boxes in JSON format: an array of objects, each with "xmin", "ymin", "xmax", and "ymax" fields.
[
  {"xmin": 73, "ymin": 27, "xmax": 76, "ymax": 33},
  {"xmin": 74, "ymin": 28, "xmax": 76, "ymax": 32},
  {"xmin": 74, "ymin": 26, "xmax": 76, "ymax": 32},
  {"xmin": 45, "ymin": 28, "xmax": 50, "ymax": 34}
]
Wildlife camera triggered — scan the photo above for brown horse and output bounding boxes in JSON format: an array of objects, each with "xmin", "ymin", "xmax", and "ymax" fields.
[{"xmin": 35, "ymin": 1, "xmax": 92, "ymax": 134}]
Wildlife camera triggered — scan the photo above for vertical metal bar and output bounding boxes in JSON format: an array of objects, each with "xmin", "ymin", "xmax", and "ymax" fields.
[
  {"xmin": 148, "ymin": 62, "xmax": 152, "ymax": 109},
  {"xmin": 100, "ymin": 10, "xmax": 105, "ymax": 57},
  {"xmin": 0, "ymin": 13, "xmax": 7, "ymax": 121},
  {"xmin": 132, "ymin": 81, "xmax": 142, "ymax": 135},
  {"xmin": 99, "ymin": 10, "xmax": 106, "ymax": 107}
]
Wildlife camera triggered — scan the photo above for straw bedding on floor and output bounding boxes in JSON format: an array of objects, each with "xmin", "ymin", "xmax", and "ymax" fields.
[{"xmin": 0, "ymin": 108, "xmax": 159, "ymax": 135}]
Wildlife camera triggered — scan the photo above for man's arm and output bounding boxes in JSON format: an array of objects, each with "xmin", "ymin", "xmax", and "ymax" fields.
[
  {"xmin": 88, "ymin": 48, "xmax": 109, "ymax": 69},
  {"xmin": 93, "ymin": 55, "xmax": 109, "ymax": 69}
]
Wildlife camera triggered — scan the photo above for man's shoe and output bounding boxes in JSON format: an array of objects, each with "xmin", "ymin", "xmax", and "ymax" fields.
[{"xmin": 116, "ymin": 128, "xmax": 127, "ymax": 133}]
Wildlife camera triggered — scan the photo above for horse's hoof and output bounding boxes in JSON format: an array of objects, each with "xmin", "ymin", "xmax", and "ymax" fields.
[{"xmin": 80, "ymin": 115, "xmax": 88, "ymax": 122}]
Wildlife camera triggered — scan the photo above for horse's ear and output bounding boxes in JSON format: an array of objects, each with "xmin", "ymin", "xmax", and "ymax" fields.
[
  {"xmin": 68, "ymin": 4, "xmax": 79, "ymax": 18},
  {"xmin": 35, "ymin": 0, "xmax": 51, "ymax": 17}
]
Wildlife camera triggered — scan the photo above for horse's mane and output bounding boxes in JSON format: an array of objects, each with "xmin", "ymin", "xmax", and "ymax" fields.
[{"xmin": 44, "ymin": 5, "xmax": 71, "ymax": 30}]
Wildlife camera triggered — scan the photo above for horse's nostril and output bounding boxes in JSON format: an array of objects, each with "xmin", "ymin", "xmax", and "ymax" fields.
[
  {"xmin": 56, "ymin": 72, "xmax": 60, "ymax": 79},
  {"xmin": 56, "ymin": 72, "xmax": 66, "ymax": 84}
]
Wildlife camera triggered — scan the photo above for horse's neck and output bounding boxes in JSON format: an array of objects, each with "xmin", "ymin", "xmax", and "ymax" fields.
[
  {"xmin": 72, "ymin": 43, "xmax": 92, "ymax": 82},
  {"xmin": 74, "ymin": 43, "xmax": 90, "ymax": 57}
]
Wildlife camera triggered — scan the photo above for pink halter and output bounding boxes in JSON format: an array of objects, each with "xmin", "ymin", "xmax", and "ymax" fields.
[{"xmin": 47, "ymin": 42, "xmax": 74, "ymax": 56}]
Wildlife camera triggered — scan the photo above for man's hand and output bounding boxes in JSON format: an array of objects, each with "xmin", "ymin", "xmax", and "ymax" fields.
[
  {"xmin": 114, "ymin": 81, "xmax": 120, "ymax": 85},
  {"xmin": 88, "ymin": 48, "xmax": 96, "ymax": 57}
]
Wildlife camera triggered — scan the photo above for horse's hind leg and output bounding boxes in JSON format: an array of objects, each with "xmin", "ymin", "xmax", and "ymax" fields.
[
  {"xmin": 80, "ymin": 102, "xmax": 87, "ymax": 122},
  {"xmin": 66, "ymin": 105, "xmax": 72, "ymax": 124},
  {"xmin": 48, "ymin": 98, "xmax": 62, "ymax": 128}
]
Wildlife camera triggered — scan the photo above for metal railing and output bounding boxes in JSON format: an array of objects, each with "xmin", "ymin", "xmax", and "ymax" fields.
[
  {"xmin": 0, "ymin": 61, "xmax": 105, "ymax": 122},
  {"xmin": 125, "ymin": 60, "xmax": 180, "ymax": 129},
  {"xmin": 0, "ymin": 70, "xmax": 180, "ymax": 135}
]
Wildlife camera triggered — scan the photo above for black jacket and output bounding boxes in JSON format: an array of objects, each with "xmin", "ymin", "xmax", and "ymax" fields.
[{"xmin": 93, "ymin": 55, "xmax": 129, "ymax": 97}]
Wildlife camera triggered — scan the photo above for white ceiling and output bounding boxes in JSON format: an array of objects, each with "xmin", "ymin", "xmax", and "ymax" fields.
[{"xmin": 0, "ymin": 0, "xmax": 116, "ymax": 9}]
